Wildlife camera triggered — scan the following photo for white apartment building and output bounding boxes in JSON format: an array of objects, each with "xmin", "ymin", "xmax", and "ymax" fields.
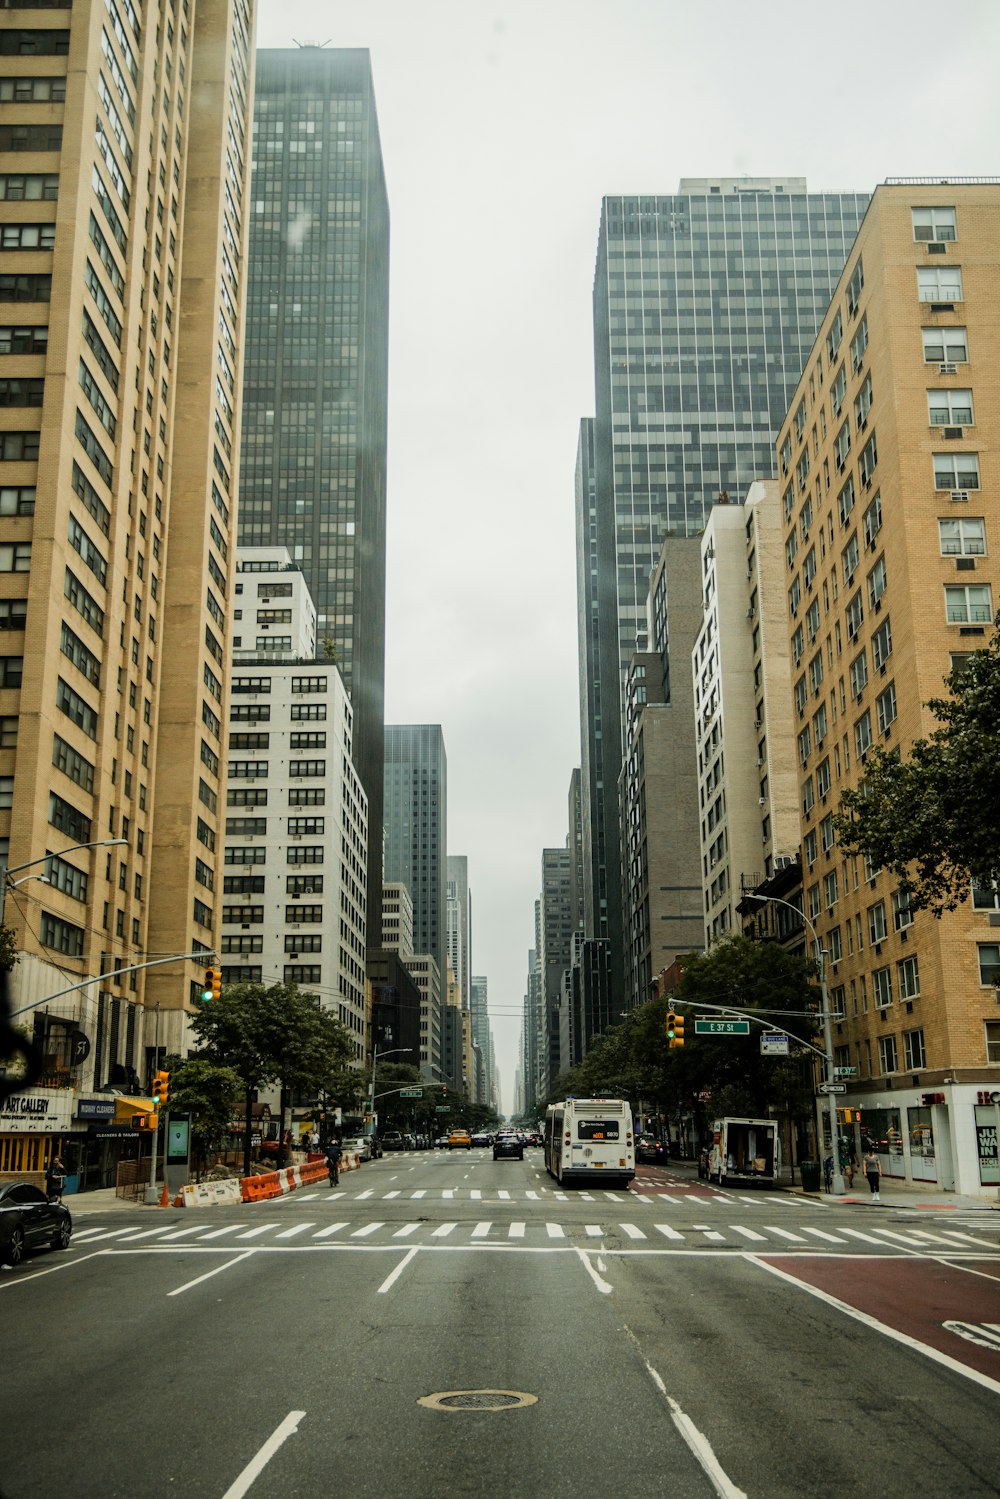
[
  {"xmin": 692, "ymin": 484, "xmax": 800, "ymax": 944},
  {"xmin": 221, "ymin": 549, "xmax": 368, "ymax": 1058}
]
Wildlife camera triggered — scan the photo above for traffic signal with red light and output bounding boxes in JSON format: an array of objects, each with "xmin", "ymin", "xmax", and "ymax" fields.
[{"xmin": 151, "ymin": 1069, "xmax": 170, "ymax": 1108}]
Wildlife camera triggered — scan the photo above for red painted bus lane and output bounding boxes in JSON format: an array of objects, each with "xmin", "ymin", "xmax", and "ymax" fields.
[{"xmin": 760, "ymin": 1253, "xmax": 1000, "ymax": 1385}]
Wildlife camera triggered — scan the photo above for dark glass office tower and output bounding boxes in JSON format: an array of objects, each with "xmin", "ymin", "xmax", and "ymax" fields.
[
  {"xmin": 239, "ymin": 47, "xmax": 389, "ymax": 946},
  {"xmin": 584, "ymin": 177, "xmax": 869, "ymax": 1003}
]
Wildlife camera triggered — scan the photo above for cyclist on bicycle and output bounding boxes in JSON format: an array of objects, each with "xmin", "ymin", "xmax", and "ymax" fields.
[{"xmin": 325, "ymin": 1135, "xmax": 342, "ymax": 1186}]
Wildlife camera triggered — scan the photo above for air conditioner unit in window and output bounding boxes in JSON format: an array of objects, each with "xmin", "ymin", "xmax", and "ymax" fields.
[
  {"xmin": 938, "ymin": 362, "xmax": 957, "ymax": 375},
  {"xmin": 950, "ymin": 490, "xmax": 969, "ymax": 503},
  {"xmin": 927, "ymin": 242, "xmax": 947, "ymax": 254},
  {"xmin": 943, "ymin": 427, "xmax": 964, "ymax": 440}
]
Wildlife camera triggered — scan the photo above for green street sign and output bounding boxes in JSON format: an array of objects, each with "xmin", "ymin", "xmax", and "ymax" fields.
[
  {"xmin": 435, "ymin": 1105, "xmax": 450, "ymax": 1113},
  {"xmin": 399, "ymin": 1088, "xmax": 423, "ymax": 1098},
  {"xmin": 833, "ymin": 1067, "xmax": 858, "ymax": 1077},
  {"xmin": 694, "ymin": 1019, "xmax": 750, "ymax": 1035}
]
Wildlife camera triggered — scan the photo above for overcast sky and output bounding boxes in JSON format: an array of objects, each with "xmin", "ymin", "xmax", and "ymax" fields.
[{"xmin": 255, "ymin": 1, "xmax": 1000, "ymax": 1113}]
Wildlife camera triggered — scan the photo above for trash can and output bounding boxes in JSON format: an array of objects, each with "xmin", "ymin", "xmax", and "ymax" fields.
[{"xmin": 799, "ymin": 1160, "xmax": 821, "ymax": 1193}]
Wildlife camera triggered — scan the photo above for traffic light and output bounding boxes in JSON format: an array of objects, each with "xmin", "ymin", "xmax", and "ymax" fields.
[
  {"xmin": 130, "ymin": 1112, "xmax": 159, "ymax": 1131},
  {"xmin": 201, "ymin": 965, "xmax": 222, "ymax": 1003},
  {"xmin": 837, "ymin": 1107, "xmax": 861, "ymax": 1124},
  {"xmin": 672, "ymin": 1013, "xmax": 685, "ymax": 1048},
  {"xmin": 666, "ymin": 1010, "xmax": 677, "ymax": 1046},
  {"xmin": 151, "ymin": 1069, "xmax": 170, "ymax": 1108}
]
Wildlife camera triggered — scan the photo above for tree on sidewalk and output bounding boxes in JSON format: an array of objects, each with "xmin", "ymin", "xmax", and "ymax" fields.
[
  {"xmin": 834, "ymin": 621, "xmax": 1000, "ymax": 913},
  {"xmin": 162, "ymin": 1056, "xmax": 243, "ymax": 1182},
  {"xmin": 189, "ymin": 981, "xmax": 355, "ymax": 1175}
]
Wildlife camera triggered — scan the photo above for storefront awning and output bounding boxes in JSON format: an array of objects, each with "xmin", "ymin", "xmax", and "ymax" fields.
[{"xmin": 113, "ymin": 1096, "xmax": 155, "ymax": 1124}]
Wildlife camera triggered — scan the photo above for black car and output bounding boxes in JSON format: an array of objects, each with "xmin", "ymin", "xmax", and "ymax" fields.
[
  {"xmin": 635, "ymin": 1137, "xmax": 668, "ymax": 1165},
  {"xmin": 0, "ymin": 1182, "xmax": 73, "ymax": 1268},
  {"xmin": 493, "ymin": 1133, "xmax": 524, "ymax": 1161}
]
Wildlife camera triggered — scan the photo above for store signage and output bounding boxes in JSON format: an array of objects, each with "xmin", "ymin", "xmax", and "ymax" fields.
[{"xmin": 77, "ymin": 1098, "xmax": 116, "ymax": 1120}]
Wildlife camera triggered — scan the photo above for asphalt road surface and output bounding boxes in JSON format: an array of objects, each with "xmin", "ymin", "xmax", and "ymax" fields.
[{"xmin": 2, "ymin": 1149, "xmax": 999, "ymax": 1499}]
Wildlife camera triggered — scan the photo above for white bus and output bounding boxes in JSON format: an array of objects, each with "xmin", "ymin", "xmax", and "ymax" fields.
[{"xmin": 544, "ymin": 1097, "xmax": 635, "ymax": 1187}]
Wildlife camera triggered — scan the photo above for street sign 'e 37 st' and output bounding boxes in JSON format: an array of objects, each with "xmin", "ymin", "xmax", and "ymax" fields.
[{"xmin": 694, "ymin": 1019, "xmax": 750, "ymax": 1035}]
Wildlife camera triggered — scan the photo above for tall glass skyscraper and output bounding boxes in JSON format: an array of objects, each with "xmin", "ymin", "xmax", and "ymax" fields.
[
  {"xmin": 581, "ymin": 177, "xmax": 869, "ymax": 1005},
  {"xmin": 239, "ymin": 47, "xmax": 389, "ymax": 945}
]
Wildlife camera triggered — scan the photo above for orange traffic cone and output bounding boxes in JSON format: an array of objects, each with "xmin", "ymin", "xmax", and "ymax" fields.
[{"xmin": 160, "ymin": 1181, "xmax": 170, "ymax": 1207}]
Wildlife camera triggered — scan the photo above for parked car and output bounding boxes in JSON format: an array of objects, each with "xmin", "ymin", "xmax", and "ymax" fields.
[
  {"xmin": 0, "ymin": 1182, "xmax": 73, "ymax": 1268},
  {"xmin": 381, "ymin": 1131, "xmax": 405, "ymax": 1151},
  {"xmin": 493, "ymin": 1133, "xmax": 524, "ymax": 1161},
  {"xmin": 635, "ymin": 1137, "xmax": 668, "ymax": 1165},
  {"xmin": 342, "ymin": 1135, "xmax": 371, "ymax": 1162},
  {"xmin": 447, "ymin": 1128, "xmax": 472, "ymax": 1150}
]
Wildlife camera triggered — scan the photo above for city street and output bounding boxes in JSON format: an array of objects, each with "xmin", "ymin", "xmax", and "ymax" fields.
[{"xmin": 2, "ymin": 1149, "xmax": 999, "ymax": 1499}]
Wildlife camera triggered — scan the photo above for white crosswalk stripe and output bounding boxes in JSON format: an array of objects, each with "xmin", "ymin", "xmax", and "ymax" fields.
[
  {"xmin": 471, "ymin": 1221, "xmax": 491, "ymax": 1238},
  {"xmin": 350, "ymin": 1221, "xmax": 383, "ymax": 1238},
  {"xmin": 731, "ymin": 1225, "xmax": 767, "ymax": 1243},
  {"xmin": 762, "ymin": 1225, "xmax": 806, "ymax": 1242},
  {"xmin": 655, "ymin": 1223, "xmax": 684, "ymax": 1241},
  {"xmin": 620, "ymin": 1223, "xmax": 646, "ymax": 1240},
  {"xmin": 800, "ymin": 1226, "xmax": 848, "ymax": 1244},
  {"xmin": 392, "ymin": 1223, "xmax": 419, "ymax": 1238},
  {"xmin": 585, "ymin": 1224, "xmax": 603, "ymax": 1237},
  {"xmin": 509, "ymin": 1221, "xmax": 525, "ymax": 1238},
  {"xmin": 546, "ymin": 1222, "xmax": 566, "ymax": 1239}
]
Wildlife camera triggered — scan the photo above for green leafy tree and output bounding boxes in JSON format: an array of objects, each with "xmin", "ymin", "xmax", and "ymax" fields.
[
  {"xmin": 189, "ymin": 981, "xmax": 355, "ymax": 1173},
  {"xmin": 162, "ymin": 1056, "xmax": 243, "ymax": 1182},
  {"xmin": 835, "ymin": 627, "xmax": 1000, "ymax": 913},
  {"xmin": 0, "ymin": 924, "xmax": 18, "ymax": 973}
]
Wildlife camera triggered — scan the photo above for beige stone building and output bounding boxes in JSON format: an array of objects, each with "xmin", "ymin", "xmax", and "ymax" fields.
[
  {"xmin": 693, "ymin": 482, "xmax": 800, "ymax": 943},
  {"xmin": 0, "ymin": 0, "xmax": 255, "ymax": 1184},
  {"xmin": 771, "ymin": 180, "xmax": 1000, "ymax": 1195}
]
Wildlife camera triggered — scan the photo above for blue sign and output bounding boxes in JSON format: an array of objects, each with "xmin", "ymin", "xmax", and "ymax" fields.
[{"xmin": 77, "ymin": 1098, "xmax": 116, "ymax": 1120}]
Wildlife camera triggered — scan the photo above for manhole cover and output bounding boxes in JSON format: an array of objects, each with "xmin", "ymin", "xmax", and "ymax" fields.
[{"xmin": 418, "ymin": 1389, "xmax": 538, "ymax": 1413}]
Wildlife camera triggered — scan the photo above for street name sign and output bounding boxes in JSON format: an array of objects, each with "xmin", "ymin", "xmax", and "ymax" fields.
[
  {"xmin": 834, "ymin": 1067, "xmax": 858, "ymax": 1077},
  {"xmin": 435, "ymin": 1105, "xmax": 450, "ymax": 1113},
  {"xmin": 818, "ymin": 1082, "xmax": 847, "ymax": 1095},
  {"xmin": 694, "ymin": 1020, "xmax": 750, "ymax": 1035},
  {"xmin": 399, "ymin": 1088, "xmax": 423, "ymax": 1098}
]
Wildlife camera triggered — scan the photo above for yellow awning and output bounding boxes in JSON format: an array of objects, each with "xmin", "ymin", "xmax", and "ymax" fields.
[{"xmin": 113, "ymin": 1096, "xmax": 155, "ymax": 1124}]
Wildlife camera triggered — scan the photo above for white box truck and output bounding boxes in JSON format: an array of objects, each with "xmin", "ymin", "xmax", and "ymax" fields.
[{"xmin": 701, "ymin": 1117, "xmax": 780, "ymax": 1188}]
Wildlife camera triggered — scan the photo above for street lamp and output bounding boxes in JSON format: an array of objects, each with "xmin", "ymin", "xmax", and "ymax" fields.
[
  {"xmin": 4, "ymin": 837, "xmax": 128, "ymax": 883},
  {"xmin": 743, "ymin": 891, "xmax": 846, "ymax": 1196},
  {"xmin": 369, "ymin": 1045, "xmax": 414, "ymax": 1131}
]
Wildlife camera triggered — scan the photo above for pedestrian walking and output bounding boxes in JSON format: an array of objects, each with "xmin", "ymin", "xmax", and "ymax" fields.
[
  {"xmin": 839, "ymin": 1140, "xmax": 855, "ymax": 1190},
  {"xmin": 863, "ymin": 1147, "xmax": 881, "ymax": 1202},
  {"xmin": 309, "ymin": 1129, "xmax": 320, "ymax": 1152},
  {"xmin": 45, "ymin": 1155, "xmax": 67, "ymax": 1202}
]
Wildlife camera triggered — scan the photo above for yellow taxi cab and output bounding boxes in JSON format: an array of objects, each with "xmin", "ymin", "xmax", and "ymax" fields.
[{"xmin": 447, "ymin": 1128, "xmax": 472, "ymax": 1150}]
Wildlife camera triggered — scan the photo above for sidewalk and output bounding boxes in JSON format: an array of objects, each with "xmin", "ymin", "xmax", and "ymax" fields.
[{"xmin": 666, "ymin": 1155, "xmax": 999, "ymax": 1213}]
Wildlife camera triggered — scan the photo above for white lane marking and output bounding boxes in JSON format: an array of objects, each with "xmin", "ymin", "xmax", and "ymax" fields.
[
  {"xmin": 198, "ymin": 1225, "xmax": 242, "ymax": 1242},
  {"xmin": 382, "ymin": 1190, "xmax": 401, "ymax": 1199},
  {"xmin": 432, "ymin": 1223, "xmax": 457, "ymax": 1238},
  {"xmin": 929, "ymin": 1230, "xmax": 997, "ymax": 1248},
  {"xmin": 276, "ymin": 1223, "xmax": 315, "ymax": 1240},
  {"xmin": 731, "ymin": 1225, "xmax": 767, "ymax": 1243},
  {"xmin": 0, "ymin": 1249, "xmax": 107, "ymax": 1289},
  {"xmin": 470, "ymin": 1190, "xmax": 482, "ymax": 1201},
  {"xmin": 839, "ymin": 1227, "xmax": 889, "ymax": 1246},
  {"xmin": 762, "ymin": 1226, "xmax": 806, "ymax": 1242},
  {"xmin": 112, "ymin": 1227, "xmax": 177, "ymax": 1243},
  {"xmin": 555, "ymin": 1192, "xmax": 569, "ymax": 1201},
  {"xmin": 221, "ymin": 1409, "xmax": 305, "ymax": 1499},
  {"xmin": 509, "ymin": 1222, "xmax": 526, "ymax": 1238},
  {"xmin": 655, "ymin": 1223, "xmax": 685, "ymax": 1241},
  {"xmin": 575, "ymin": 1247, "xmax": 613, "ymax": 1295},
  {"xmin": 498, "ymin": 1190, "xmax": 511, "ymax": 1201},
  {"xmin": 377, "ymin": 1246, "xmax": 418, "ymax": 1295},
  {"xmin": 639, "ymin": 1355, "xmax": 748, "ymax": 1499},
  {"xmin": 700, "ymin": 1230, "xmax": 725, "ymax": 1242},
  {"xmin": 801, "ymin": 1226, "xmax": 848, "ymax": 1245},
  {"xmin": 411, "ymin": 1190, "xmax": 426, "ymax": 1199},
  {"xmin": 633, "ymin": 1194, "xmax": 654, "ymax": 1204},
  {"xmin": 350, "ymin": 1222, "xmax": 383, "ymax": 1238},
  {"xmin": 909, "ymin": 1229, "xmax": 964, "ymax": 1246},
  {"xmin": 752, "ymin": 1256, "xmax": 1000, "ymax": 1400},
  {"xmin": 585, "ymin": 1224, "xmax": 604, "ymax": 1237},
  {"xmin": 443, "ymin": 1189, "xmax": 455, "ymax": 1200},
  {"xmin": 392, "ymin": 1223, "xmax": 420, "ymax": 1239},
  {"xmin": 471, "ymin": 1222, "xmax": 492, "ymax": 1239},
  {"xmin": 621, "ymin": 1223, "xmax": 646, "ymax": 1241},
  {"xmin": 314, "ymin": 1223, "xmax": 348, "ymax": 1239},
  {"xmin": 525, "ymin": 1190, "xmax": 540, "ymax": 1200},
  {"xmin": 235, "ymin": 1225, "xmax": 273, "ymax": 1241},
  {"xmin": 546, "ymin": 1222, "xmax": 566, "ymax": 1239},
  {"xmin": 168, "ymin": 1252, "xmax": 255, "ymax": 1296},
  {"xmin": 66, "ymin": 1227, "xmax": 137, "ymax": 1243},
  {"xmin": 602, "ymin": 1192, "xmax": 624, "ymax": 1202},
  {"xmin": 579, "ymin": 1193, "xmax": 595, "ymax": 1202},
  {"xmin": 296, "ymin": 1193, "xmax": 321, "ymax": 1202},
  {"xmin": 868, "ymin": 1228, "xmax": 927, "ymax": 1248},
  {"xmin": 70, "ymin": 1226, "xmax": 117, "ymax": 1241},
  {"xmin": 158, "ymin": 1226, "xmax": 208, "ymax": 1241},
  {"xmin": 355, "ymin": 1189, "xmax": 375, "ymax": 1200}
]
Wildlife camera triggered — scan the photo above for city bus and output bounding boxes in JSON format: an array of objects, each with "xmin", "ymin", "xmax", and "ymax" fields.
[{"xmin": 544, "ymin": 1097, "xmax": 635, "ymax": 1187}]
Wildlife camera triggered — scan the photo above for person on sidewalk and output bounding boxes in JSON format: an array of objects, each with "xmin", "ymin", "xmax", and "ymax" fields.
[
  {"xmin": 863, "ymin": 1147, "xmax": 881, "ymax": 1202},
  {"xmin": 45, "ymin": 1155, "xmax": 67, "ymax": 1202}
]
